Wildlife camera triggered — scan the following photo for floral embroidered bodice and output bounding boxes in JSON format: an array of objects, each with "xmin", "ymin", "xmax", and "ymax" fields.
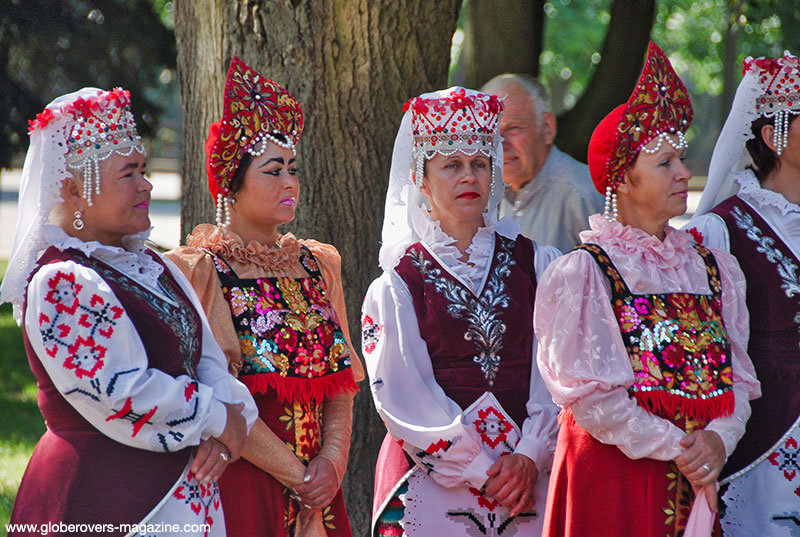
[
  {"xmin": 206, "ymin": 246, "xmax": 353, "ymax": 403},
  {"xmin": 579, "ymin": 243, "xmax": 733, "ymax": 424}
]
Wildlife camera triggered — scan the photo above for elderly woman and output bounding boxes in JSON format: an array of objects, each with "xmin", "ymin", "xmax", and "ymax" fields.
[
  {"xmin": 534, "ymin": 43, "xmax": 761, "ymax": 537},
  {"xmin": 166, "ymin": 57, "xmax": 363, "ymax": 537},
  {"xmin": 362, "ymin": 87, "xmax": 560, "ymax": 537},
  {"xmin": 687, "ymin": 52, "xmax": 800, "ymax": 536},
  {"xmin": 0, "ymin": 88, "xmax": 257, "ymax": 536}
]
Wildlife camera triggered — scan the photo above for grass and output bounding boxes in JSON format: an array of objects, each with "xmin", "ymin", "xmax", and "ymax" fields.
[{"xmin": 0, "ymin": 259, "xmax": 46, "ymax": 535}]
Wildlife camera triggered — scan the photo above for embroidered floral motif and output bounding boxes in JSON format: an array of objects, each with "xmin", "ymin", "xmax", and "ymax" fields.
[
  {"xmin": 580, "ymin": 244, "xmax": 733, "ymax": 422},
  {"xmin": 37, "ymin": 259, "xmax": 204, "ymax": 452},
  {"xmin": 408, "ymin": 237, "xmax": 516, "ymax": 385},
  {"xmin": 731, "ymin": 205, "xmax": 800, "ymax": 347},
  {"xmin": 278, "ymin": 402, "xmax": 322, "ymax": 461},
  {"xmin": 172, "ymin": 470, "xmax": 222, "ymax": 536},
  {"xmin": 474, "ymin": 407, "xmax": 514, "ymax": 451},
  {"xmin": 768, "ymin": 437, "xmax": 800, "ymax": 486},
  {"xmin": 361, "ymin": 314, "xmax": 383, "ymax": 354},
  {"xmin": 212, "ymin": 248, "xmax": 351, "ymax": 384}
]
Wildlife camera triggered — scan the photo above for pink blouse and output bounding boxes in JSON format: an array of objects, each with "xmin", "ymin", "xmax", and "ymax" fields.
[{"xmin": 534, "ymin": 215, "xmax": 760, "ymax": 461}]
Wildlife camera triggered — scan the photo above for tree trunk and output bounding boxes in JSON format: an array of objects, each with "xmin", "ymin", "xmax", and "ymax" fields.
[
  {"xmin": 174, "ymin": 1, "xmax": 461, "ymax": 535},
  {"xmin": 720, "ymin": 0, "xmax": 744, "ymax": 131},
  {"xmin": 554, "ymin": 0, "xmax": 656, "ymax": 162},
  {"xmin": 460, "ymin": 0, "xmax": 544, "ymax": 88}
]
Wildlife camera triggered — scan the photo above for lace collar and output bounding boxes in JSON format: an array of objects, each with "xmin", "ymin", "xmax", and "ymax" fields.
[
  {"xmin": 43, "ymin": 224, "xmax": 163, "ymax": 289},
  {"xmin": 734, "ymin": 169, "xmax": 800, "ymax": 216},
  {"xmin": 580, "ymin": 214, "xmax": 695, "ymax": 270},
  {"xmin": 186, "ymin": 224, "xmax": 302, "ymax": 273},
  {"xmin": 415, "ymin": 218, "xmax": 496, "ymax": 293}
]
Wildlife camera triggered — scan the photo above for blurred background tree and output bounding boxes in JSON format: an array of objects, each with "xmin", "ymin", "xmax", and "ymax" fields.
[{"xmin": 0, "ymin": 0, "xmax": 179, "ymax": 167}]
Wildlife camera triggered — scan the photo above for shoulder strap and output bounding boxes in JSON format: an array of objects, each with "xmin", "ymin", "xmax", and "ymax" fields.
[
  {"xmin": 298, "ymin": 245, "xmax": 323, "ymax": 278},
  {"xmin": 574, "ymin": 243, "xmax": 631, "ymax": 297},
  {"xmin": 200, "ymin": 248, "xmax": 240, "ymax": 279},
  {"xmin": 692, "ymin": 244, "xmax": 723, "ymax": 300}
]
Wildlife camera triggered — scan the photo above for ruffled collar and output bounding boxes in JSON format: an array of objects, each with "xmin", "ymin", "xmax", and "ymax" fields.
[
  {"xmin": 416, "ymin": 218, "xmax": 495, "ymax": 293},
  {"xmin": 735, "ymin": 169, "xmax": 800, "ymax": 216},
  {"xmin": 187, "ymin": 223, "xmax": 301, "ymax": 273},
  {"xmin": 43, "ymin": 224, "xmax": 163, "ymax": 288},
  {"xmin": 580, "ymin": 214, "xmax": 695, "ymax": 270}
]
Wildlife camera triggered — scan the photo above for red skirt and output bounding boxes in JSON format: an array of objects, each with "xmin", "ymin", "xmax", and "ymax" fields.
[
  {"xmin": 218, "ymin": 389, "xmax": 351, "ymax": 537},
  {"xmin": 543, "ymin": 409, "xmax": 719, "ymax": 537}
]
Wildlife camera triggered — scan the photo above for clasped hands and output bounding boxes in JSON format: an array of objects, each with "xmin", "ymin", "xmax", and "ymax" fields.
[
  {"xmin": 673, "ymin": 430, "xmax": 726, "ymax": 513},
  {"xmin": 192, "ymin": 402, "xmax": 248, "ymax": 483}
]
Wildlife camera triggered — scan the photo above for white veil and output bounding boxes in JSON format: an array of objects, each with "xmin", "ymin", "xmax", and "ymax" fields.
[{"xmin": 378, "ymin": 88, "xmax": 515, "ymax": 272}]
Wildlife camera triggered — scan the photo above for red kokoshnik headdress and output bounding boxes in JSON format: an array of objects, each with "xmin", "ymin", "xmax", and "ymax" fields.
[
  {"xmin": 206, "ymin": 56, "xmax": 304, "ymax": 213},
  {"xmin": 588, "ymin": 42, "xmax": 693, "ymax": 220}
]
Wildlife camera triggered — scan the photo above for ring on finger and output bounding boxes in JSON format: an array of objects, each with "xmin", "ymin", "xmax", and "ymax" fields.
[
  {"xmin": 701, "ymin": 463, "xmax": 711, "ymax": 473},
  {"xmin": 220, "ymin": 451, "xmax": 230, "ymax": 462}
]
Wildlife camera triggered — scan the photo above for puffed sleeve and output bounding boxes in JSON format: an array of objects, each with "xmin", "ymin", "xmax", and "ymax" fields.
[
  {"xmin": 534, "ymin": 250, "xmax": 687, "ymax": 460},
  {"xmin": 165, "ymin": 246, "xmax": 243, "ymax": 376},
  {"xmin": 514, "ymin": 241, "xmax": 562, "ymax": 472},
  {"xmin": 25, "ymin": 259, "xmax": 254, "ymax": 454},
  {"xmin": 301, "ymin": 239, "xmax": 364, "ymax": 383},
  {"xmin": 684, "ymin": 213, "xmax": 731, "ymax": 251},
  {"xmin": 362, "ymin": 272, "xmax": 495, "ymax": 490},
  {"xmin": 702, "ymin": 247, "xmax": 760, "ymax": 457},
  {"xmin": 162, "ymin": 254, "xmax": 257, "ymax": 429}
]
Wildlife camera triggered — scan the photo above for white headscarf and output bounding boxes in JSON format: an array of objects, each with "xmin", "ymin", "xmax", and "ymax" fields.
[
  {"xmin": 378, "ymin": 87, "xmax": 518, "ymax": 272},
  {"xmin": 0, "ymin": 88, "xmax": 146, "ymax": 321}
]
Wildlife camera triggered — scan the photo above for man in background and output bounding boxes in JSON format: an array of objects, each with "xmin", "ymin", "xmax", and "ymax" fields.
[{"xmin": 482, "ymin": 74, "xmax": 603, "ymax": 252}]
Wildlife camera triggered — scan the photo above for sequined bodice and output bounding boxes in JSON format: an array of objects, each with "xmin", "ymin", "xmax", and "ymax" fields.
[
  {"xmin": 579, "ymin": 243, "xmax": 733, "ymax": 424},
  {"xmin": 206, "ymin": 246, "xmax": 353, "ymax": 403}
]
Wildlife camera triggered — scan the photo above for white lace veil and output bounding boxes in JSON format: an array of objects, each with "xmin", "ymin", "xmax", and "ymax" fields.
[
  {"xmin": 378, "ymin": 88, "xmax": 513, "ymax": 272},
  {"xmin": 0, "ymin": 88, "xmax": 145, "ymax": 322},
  {"xmin": 690, "ymin": 71, "xmax": 763, "ymax": 220}
]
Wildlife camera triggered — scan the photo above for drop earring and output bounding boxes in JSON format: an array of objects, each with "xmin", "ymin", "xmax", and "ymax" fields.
[{"xmin": 73, "ymin": 210, "xmax": 84, "ymax": 230}]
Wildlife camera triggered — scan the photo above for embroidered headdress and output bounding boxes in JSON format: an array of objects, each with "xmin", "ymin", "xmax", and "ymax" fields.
[
  {"xmin": 691, "ymin": 50, "xmax": 800, "ymax": 220},
  {"xmin": 206, "ymin": 56, "xmax": 304, "ymax": 225},
  {"xmin": 1, "ymin": 88, "xmax": 147, "ymax": 321},
  {"xmin": 588, "ymin": 42, "xmax": 693, "ymax": 221},
  {"xmin": 379, "ymin": 87, "xmax": 518, "ymax": 272}
]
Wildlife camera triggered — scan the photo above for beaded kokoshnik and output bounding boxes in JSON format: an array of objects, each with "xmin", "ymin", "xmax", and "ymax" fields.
[
  {"xmin": 587, "ymin": 43, "xmax": 694, "ymax": 222},
  {"xmin": 206, "ymin": 56, "xmax": 304, "ymax": 227}
]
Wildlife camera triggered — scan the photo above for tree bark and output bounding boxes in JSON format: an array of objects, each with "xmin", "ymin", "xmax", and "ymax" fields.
[
  {"xmin": 720, "ymin": 0, "xmax": 744, "ymax": 131},
  {"xmin": 175, "ymin": 1, "xmax": 461, "ymax": 534},
  {"xmin": 554, "ymin": 0, "xmax": 656, "ymax": 162},
  {"xmin": 460, "ymin": 0, "xmax": 544, "ymax": 88}
]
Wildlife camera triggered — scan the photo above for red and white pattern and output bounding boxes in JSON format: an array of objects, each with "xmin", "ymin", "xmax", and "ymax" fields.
[
  {"xmin": 361, "ymin": 315, "xmax": 383, "ymax": 355},
  {"xmin": 403, "ymin": 392, "xmax": 546, "ymax": 537},
  {"xmin": 723, "ymin": 425, "xmax": 800, "ymax": 536}
]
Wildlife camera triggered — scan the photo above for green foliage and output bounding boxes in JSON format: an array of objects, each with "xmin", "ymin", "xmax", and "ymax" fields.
[
  {"xmin": 0, "ymin": 261, "xmax": 44, "ymax": 534},
  {"xmin": 1, "ymin": 0, "xmax": 178, "ymax": 166}
]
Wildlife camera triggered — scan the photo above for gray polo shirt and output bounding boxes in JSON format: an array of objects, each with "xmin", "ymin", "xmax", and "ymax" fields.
[{"xmin": 499, "ymin": 145, "xmax": 604, "ymax": 253}]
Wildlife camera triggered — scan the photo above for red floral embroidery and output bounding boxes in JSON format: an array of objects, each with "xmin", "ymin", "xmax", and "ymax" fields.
[
  {"xmin": 45, "ymin": 271, "xmax": 82, "ymax": 315},
  {"xmin": 474, "ymin": 406, "xmax": 513, "ymax": 450},
  {"xmin": 768, "ymin": 436, "xmax": 800, "ymax": 483},
  {"xmin": 361, "ymin": 315, "xmax": 383, "ymax": 354},
  {"xmin": 686, "ymin": 227, "xmax": 704, "ymax": 244},
  {"xmin": 64, "ymin": 335, "xmax": 106, "ymax": 378}
]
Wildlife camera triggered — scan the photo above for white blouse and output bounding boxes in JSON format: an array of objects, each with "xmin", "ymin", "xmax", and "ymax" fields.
[
  {"xmin": 363, "ymin": 223, "xmax": 562, "ymax": 490},
  {"xmin": 25, "ymin": 225, "xmax": 258, "ymax": 452},
  {"xmin": 534, "ymin": 215, "xmax": 760, "ymax": 461}
]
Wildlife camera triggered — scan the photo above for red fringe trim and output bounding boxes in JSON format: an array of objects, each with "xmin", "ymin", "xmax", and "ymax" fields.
[
  {"xmin": 633, "ymin": 389, "xmax": 734, "ymax": 423},
  {"xmin": 240, "ymin": 368, "xmax": 358, "ymax": 404}
]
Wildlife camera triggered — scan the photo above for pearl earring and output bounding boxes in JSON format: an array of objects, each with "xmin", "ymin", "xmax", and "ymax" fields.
[{"xmin": 73, "ymin": 210, "xmax": 84, "ymax": 230}]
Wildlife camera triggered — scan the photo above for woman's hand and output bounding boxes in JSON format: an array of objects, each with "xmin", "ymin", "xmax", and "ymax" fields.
[
  {"xmin": 674, "ymin": 430, "xmax": 726, "ymax": 488},
  {"xmin": 483, "ymin": 453, "xmax": 539, "ymax": 517},
  {"xmin": 217, "ymin": 402, "xmax": 248, "ymax": 460},
  {"xmin": 192, "ymin": 437, "xmax": 232, "ymax": 483},
  {"xmin": 292, "ymin": 456, "xmax": 340, "ymax": 511}
]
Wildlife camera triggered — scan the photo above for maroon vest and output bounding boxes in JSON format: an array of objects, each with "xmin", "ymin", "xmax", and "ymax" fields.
[
  {"xmin": 394, "ymin": 233, "xmax": 537, "ymax": 428},
  {"xmin": 712, "ymin": 196, "xmax": 800, "ymax": 479},
  {"xmin": 11, "ymin": 247, "xmax": 201, "ymax": 535}
]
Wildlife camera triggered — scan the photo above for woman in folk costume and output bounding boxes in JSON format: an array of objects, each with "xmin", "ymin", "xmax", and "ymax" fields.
[
  {"xmin": 362, "ymin": 87, "xmax": 561, "ymax": 537},
  {"xmin": 687, "ymin": 51, "xmax": 800, "ymax": 536},
  {"xmin": 1, "ymin": 88, "xmax": 257, "ymax": 537},
  {"xmin": 534, "ymin": 43, "xmax": 761, "ymax": 537},
  {"xmin": 166, "ymin": 57, "xmax": 363, "ymax": 537}
]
